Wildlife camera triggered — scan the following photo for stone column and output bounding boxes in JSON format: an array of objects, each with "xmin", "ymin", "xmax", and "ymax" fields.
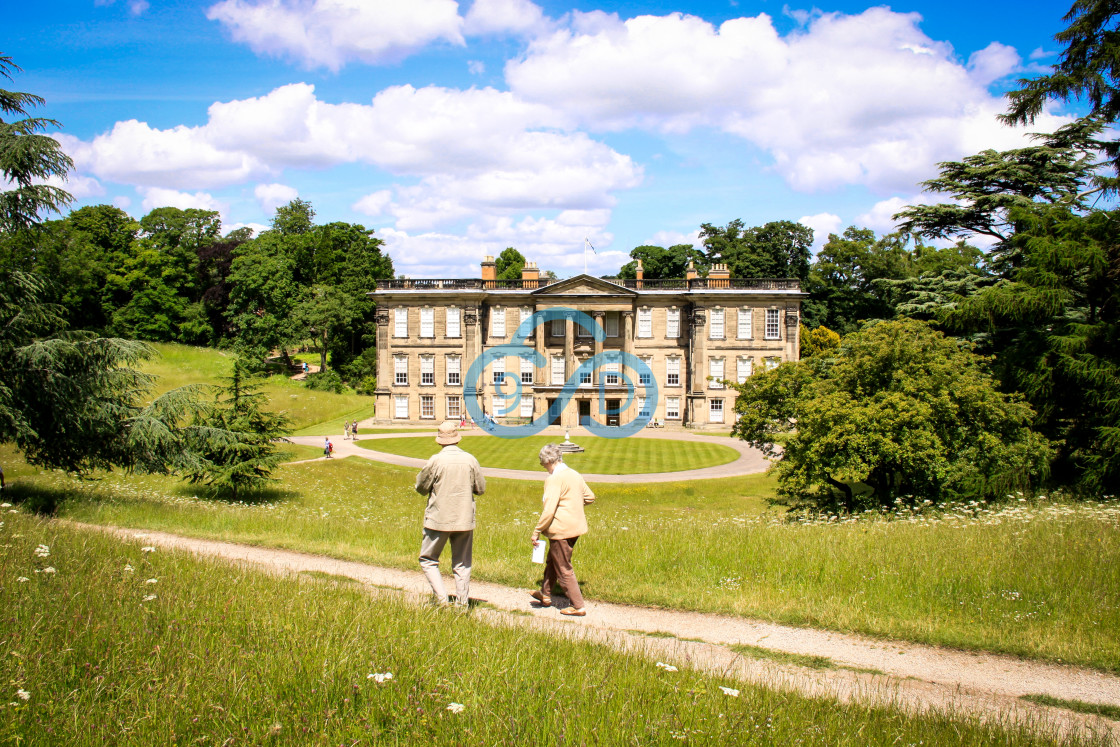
[
  {"xmin": 592, "ymin": 310, "xmax": 605, "ymax": 386},
  {"xmin": 564, "ymin": 311, "xmax": 576, "ymax": 428},
  {"xmin": 374, "ymin": 308, "xmax": 390, "ymax": 423},
  {"xmin": 465, "ymin": 305, "xmax": 481, "ymax": 412},
  {"xmin": 535, "ymin": 308, "xmax": 546, "ymax": 384},
  {"xmin": 688, "ymin": 305, "xmax": 707, "ymax": 427}
]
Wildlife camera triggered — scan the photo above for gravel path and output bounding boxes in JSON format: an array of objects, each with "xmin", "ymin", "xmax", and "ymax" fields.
[
  {"xmin": 288, "ymin": 426, "xmax": 772, "ymax": 482},
  {"xmin": 78, "ymin": 523, "xmax": 1120, "ymax": 744}
]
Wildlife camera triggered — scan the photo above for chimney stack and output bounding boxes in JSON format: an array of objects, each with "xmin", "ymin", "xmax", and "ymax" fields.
[
  {"xmin": 685, "ymin": 260, "xmax": 698, "ymax": 282},
  {"xmin": 708, "ymin": 262, "xmax": 730, "ymax": 288},
  {"xmin": 481, "ymin": 255, "xmax": 497, "ymax": 286},
  {"xmin": 521, "ymin": 260, "xmax": 540, "ymax": 288},
  {"xmin": 635, "ymin": 258, "xmax": 644, "ymax": 289}
]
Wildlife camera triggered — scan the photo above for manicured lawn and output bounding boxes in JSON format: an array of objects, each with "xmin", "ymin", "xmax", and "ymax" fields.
[
  {"xmin": 7, "ymin": 440, "xmax": 1118, "ymax": 674},
  {"xmin": 360, "ymin": 434, "xmax": 741, "ymax": 473},
  {"xmin": 0, "ymin": 512, "xmax": 1085, "ymax": 747}
]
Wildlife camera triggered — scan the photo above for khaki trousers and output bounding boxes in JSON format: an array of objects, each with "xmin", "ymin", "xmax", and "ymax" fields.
[
  {"xmin": 542, "ymin": 536, "xmax": 584, "ymax": 609},
  {"xmin": 419, "ymin": 528, "xmax": 473, "ymax": 605}
]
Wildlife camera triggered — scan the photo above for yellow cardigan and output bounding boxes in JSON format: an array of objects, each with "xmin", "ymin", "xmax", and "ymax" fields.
[{"xmin": 531, "ymin": 463, "xmax": 596, "ymax": 541}]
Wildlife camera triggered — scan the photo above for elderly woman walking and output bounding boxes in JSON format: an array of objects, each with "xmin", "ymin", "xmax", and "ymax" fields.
[{"xmin": 530, "ymin": 443, "xmax": 595, "ymax": 616}]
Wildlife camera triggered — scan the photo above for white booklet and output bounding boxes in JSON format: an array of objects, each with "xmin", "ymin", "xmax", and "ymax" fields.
[{"xmin": 531, "ymin": 540, "xmax": 546, "ymax": 564}]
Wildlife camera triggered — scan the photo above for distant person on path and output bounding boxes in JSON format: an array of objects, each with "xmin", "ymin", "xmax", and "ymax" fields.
[
  {"xmin": 414, "ymin": 421, "xmax": 486, "ymax": 607},
  {"xmin": 324, "ymin": 437, "xmax": 333, "ymax": 458},
  {"xmin": 343, "ymin": 421, "xmax": 351, "ymax": 440},
  {"xmin": 530, "ymin": 443, "xmax": 595, "ymax": 616},
  {"xmin": 303, "ymin": 362, "xmax": 309, "ymax": 374},
  {"xmin": 351, "ymin": 420, "xmax": 359, "ymax": 438}
]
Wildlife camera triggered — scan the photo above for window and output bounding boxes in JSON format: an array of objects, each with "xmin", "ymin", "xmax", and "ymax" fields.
[
  {"xmin": 637, "ymin": 396, "xmax": 651, "ymax": 418},
  {"xmin": 737, "ymin": 357, "xmax": 752, "ymax": 384},
  {"xmin": 492, "ymin": 357, "xmax": 505, "ymax": 385},
  {"xmin": 666, "ymin": 396, "xmax": 680, "ymax": 420},
  {"xmin": 604, "ymin": 362, "xmax": 620, "ymax": 386},
  {"xmin": 446, "ymin": 395, "xmax": 461, "ymax": 419},
  {"xmin": 737, "ymin": 308, "xmax": 752, "ymax": 339},
  {"xmin": 637, "ymin": 308, "xmax": 652, "ymax": 338},
  {"xmin": 520, "ymin": 394, "xmax": 533, "ymax": 418},
  {"xmin": 551, "ymin": 318, "xmax": 565, "ymax": 337},
  {"xmin": 420, "ymin": 395, "xmax": 435, "ymax": 419},
  {"xmin": 579, "ymin": 361, "xmax": 591, "ymax": 386},
  {"xmin": 420, "ymin": 308, "xmax": 434, "ymax": 338},
  {"xmin": 446, "ymin": 307, "xmax": 461, "ymax": 338},
  {"xmin": 491, "ymin": 307, "xmax": 505, "ymax": 338},
  {"xmin": 394, "ymin": 355, "xmax": 408, "ymax": 386},
  {"xmin": 394, "ymin": 395, "xmax": 408, "ymax": 419},
  {"xmin": 577, "ymin": 316, "xmax": 592, "ymax": 338},
  {"xmin": 520, "ymin": 357, "xmax": 534, "ymax": 385},
  {"xmin": 666, "ymin": 357, "xmax": 680, "ymax": 387},
  {"xmin": 709, "ymin": 358, "xmax": 724, "ymax": 389},
  {"xmin": 420, "ymin": 355, "xmax": 434, "ymax": 386},
  {"xmin": 710, "ymin": 308, "xmax": 724, "ymax": 339},
  {"xmin": 520, "ymin": 307, "xmax": 532, "ymax": 331},
  {"xmin": 709, "ymin": 398, "xmax": 724, "ymax": 423},
  {"xmin": 765, "ymin": 309, "xmax": 780, "ymax": 339},
  {"xmin": 551, "ymin": 356, "xmax": 565, "ymax": 385},
  {"xmin": 605, "ymin": 312, "xmax": 619, "ymax": 338},
  {"xmin": 765, "ymin": 356, "xmax": 781, "ymax": 370},
  {"xmin": 394, "ymin": 308, "xmax": 407, "ymax": 338},
  {"xmin": 639, "ymin": 356, "xmax": 652, "ymax": 386},
  {"xmin": 666, "ymin": 308, "xmax": 680, "ymax": 338},
  {"xmin": 446, "ymin": 356, "xmax": 461, "ymax": 386}
]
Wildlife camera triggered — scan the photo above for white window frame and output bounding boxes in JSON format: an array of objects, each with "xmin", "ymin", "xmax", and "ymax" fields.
[
  {"xmin": 605, "ymin": 312, "xmax": 619, "ymax": 338},
  {"xmin": 737, "ymin": 308, "xmax": 752, "ymax": 339},
  {"xmin": 637, "ymin": 308, "xmax": 652, "ymax": 338},
  {"xmin": 639, "ymin": 356, "xmax": 652, "ymax": 386},
  {"xmin": 394, "ymin": 355, "xmax": 408, "ymax": 386},
  {"xmin": 637, "ymin": 396, "xmax": 651, "ymax": 418},
  {"xmin": 666, "ymin": 396, "xmax": 680, "ymax": 420},
  {"xmin": 709, "ymin": 398, "xmax": 724, "ymax": 423},
  {"xmin": 551, "ymin": 356, "xmax": 565, "ymax": 385},
  {"xmin": 492, "ymin": 357, "xmax": 505, "ymax": 385},
  {"xmin": 737, "ymin": 357, "xmax": 752, "ymax": 384},
  {"xmin": 446, "ymin": 356, "xmax": 461, "ymax": 386},
  {"xmin": 491, "ymin": 307, "xmax": 505, "ymax": 338},
  {"xmin": 765, "ymin": 356, "xmax": 781, "ymax": 370},
  {"xmin": 579, "ymin": 360, "xmax": 591, "ymax": 387},
  {"xmin": 520, "ymin": 307, "xmax": 532, "ymax": 331},
  {"xmin": 666, "ymin": 308, "xmax": 680, "ymax": 338},
  {"xmin": 394, "ymin": 307, "xmax": 407, "ymax": 338},
  {"xmin": 709, "ymin": 358, "xmax": 724, "ymax": 389},
  {"xmin": 577, "ymin": 316, "xmax": 592, "ymax": 338},
  {"xmin": 710, "ymin": 308, "xmax": 725, "ymax": 340},
  {"xmin": 446, "ymin": 307, "xmax": 461, "ymax": 338},
  {"xmin": 666, "ymin": 357, "xmax": 680, "ymax": 387},
  {"xmin": 446, "ymin": 395, "xmax": 461, "ymax": 419},
  {"xmin": 520, "ymin": 394, "xmax": 533, "ymax": 418},
  {"xmin": 420, "ymin": 355, "xmax": 434, "ymax": 386},
  {"xmin": 551, "ymin": 318, "xmax": 565, "ymax": 337},
  {"xmin": 420, "ymin": 307, "xmax": 434, "ymax": 338},
  {"xmin": 604, "ymin": 361, "xmax": 620, "ymax": 386},
  {"xmin": 765, "ymin": 309, "xmax": 780, "ymax": 340},
  {"xmin": 420, "ymin": 394, "xmax": 435, "ymax": 420},
  {"xmin": 520, "ymin": 357, "xmax": 534, "ymax": 385},
  {"xmin": 394, "ymin": 395, "xmax": 408, "ymax": 419}
]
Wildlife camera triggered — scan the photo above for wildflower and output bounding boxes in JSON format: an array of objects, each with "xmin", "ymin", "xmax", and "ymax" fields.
[
  {"xmin": 719, "ymin": 686, "xmax": 740, "ymax": 697},
  {"xmin": 367, "ymin": 672, "xmax": 393, "ymax": 683},
  {"xmin": 655, "ymin": 662, "xmax": 679, "ymax": 672},
  {"xmin": 142, "ymin": 594, "xmax": 157, "ymax": 602},
  {"xmin": 0, "ymin": 503, "xmax": 10, "ymax": 508},
  {"xmin": 446, "ymin": 702, "xmax": 465, "ymax": 713},
  {"xmin": 41, "ymin": 567, "xmax": 56, "ymax": 574},
  {"xmin": 145, "ymin": 578, "xmax": 158, "ymax": 584},
  {"xmin": 15, "ymin": 689, "xmax": 29, "ymax": 701},
  {"xmin": 16, "ymin": 577, "xmax": 28, "ymax": 583},
  {"xmin": 34, "ymin": 544, "xmax": 49, "ymax": 558},
  {"xmin": 141, "ymin": 546, "xmax": 155, "ymax": 553},
  {"xmin": 268, "ymin": 723, "xmax": 282, "ymax": 736},
  {"xmin": 123, "ymin": 564, "xmax": 134, "ymax": 573}
]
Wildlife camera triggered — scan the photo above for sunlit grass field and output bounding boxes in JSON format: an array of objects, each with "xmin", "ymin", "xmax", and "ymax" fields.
[
  {"xmin": 361, "ymin": 434, "xmax": 741, "ymax": 473},
  {"xmin": 0, "ymin": 512, "xmax": 1096, "ymax": 747},
  {"xmin": 7, "ymin": 441, "xmax": 1117, "ymax": 674}
]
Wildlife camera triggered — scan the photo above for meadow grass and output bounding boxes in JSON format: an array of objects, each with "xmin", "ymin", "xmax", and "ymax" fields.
[
  {"xmin": 0, "ymin": 512, "xmax": 1095, "ymax": 746},
  {"xmin": 361, "ymin": 434, "xmax": 740, "ymax": 473},
  {"xmin": 1020, "ymin": 695, "xmax": 1120, "ymax": 722},
  {"xmin": 8, "ymin": 445, "xmax": 1117, "ymax": 673}
]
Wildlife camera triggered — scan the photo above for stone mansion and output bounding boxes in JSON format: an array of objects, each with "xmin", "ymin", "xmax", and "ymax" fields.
[{"xmin": 370, "ymin": 257, "xmax": 805, "ymax": 429}]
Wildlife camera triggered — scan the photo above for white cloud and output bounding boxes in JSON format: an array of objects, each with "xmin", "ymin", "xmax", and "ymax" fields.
[
  {"xmin": 506, "ymin": 8, "xmax": 1069, "ymax": 193},
  {"xmin": 139, "ymin": 187, "xmax": 225, "ymax": 215},
  {"xmin": 129, "ymin": 0, "xmax": 149, "ymax": 15},
  {"xmin": 464, "ymin": 0, "xmax": 549, "ymax": 37},
  {"xmin": 1029, "ymin": 47, "xmax": 1055, "ymax": 61},
  {"xmin": 206, "ymin": 0, "xmax": 464, "ymax": 70},
  {"xmin": 225, "ymin": 221, "xmax": 269, "ymax": 237},
  {"xmin": 113, "ymin": 195, "xmax": 132, "ymax": 210},
  {"xmin": 352, "ymin": 190, "xmax": 393, "ymax": 217},
  {"xmin": 254, "ymin": 182, "xmax": 299, "ymax": 214},
  {"xmin": 644, "ymin": 229, "xmax": 700, "ymax": 248},
  {"xmin": 468, "ymin": 60, "xmax": 486, "ymax": 75},
  {"xmin": 797, "ymin": 212, "xmax": 842, "ymax": 250},
  {"xmin": 855, "ymin": 195, "xmax": 924, "ymax": 235}
]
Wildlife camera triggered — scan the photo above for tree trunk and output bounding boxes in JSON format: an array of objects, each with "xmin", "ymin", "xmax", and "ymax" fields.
[
  {"xmin": 824, "ymin": 474, "xmax": 855, "ymax": 511},
  {"xmin": 320, "ymin": 329, "xmax": 328, "ymax": 372}
]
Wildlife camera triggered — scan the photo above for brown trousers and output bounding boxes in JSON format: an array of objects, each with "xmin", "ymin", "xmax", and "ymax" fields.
[{"xmin": 541, "ymin": 536, "xmax": 584, "ymax": 609}]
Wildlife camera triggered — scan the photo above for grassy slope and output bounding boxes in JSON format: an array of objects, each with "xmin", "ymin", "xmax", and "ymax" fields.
[
  {"xmin": 0, "ymin": 513, "xmax": 1087, "ymax": 747},
  {"xmin": 361, "ymin": 434, "xmax": 740, "ymax": 473}
]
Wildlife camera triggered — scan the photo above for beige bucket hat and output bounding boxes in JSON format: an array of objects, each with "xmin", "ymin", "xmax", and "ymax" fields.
[{"xmin": 436, "ymin": 420, "xmax": 462, "ymax": 445}]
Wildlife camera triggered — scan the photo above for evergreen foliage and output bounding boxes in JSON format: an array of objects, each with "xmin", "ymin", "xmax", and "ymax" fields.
[{"xmin": 495, "ymin": 247, "xmax": 526, "ymax": 280}]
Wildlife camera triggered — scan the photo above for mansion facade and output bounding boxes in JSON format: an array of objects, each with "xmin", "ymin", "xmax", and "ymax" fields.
[{"xmin": 370, "ymin": 257, "xmax": 804, "ymax": 429}]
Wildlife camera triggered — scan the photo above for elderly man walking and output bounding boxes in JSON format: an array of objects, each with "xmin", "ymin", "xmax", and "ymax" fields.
[
  {"xmin": 530, "ymin": 443, "xmax": 595, "ymax": 616},
  {"xmin": 415, "ymin": 421, "xmax": 486, "ymax": 606}
]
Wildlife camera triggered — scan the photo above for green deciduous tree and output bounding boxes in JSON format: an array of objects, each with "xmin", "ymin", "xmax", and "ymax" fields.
[
  {"xmin": 496, "ymin": 247, "xmax": 526, "ymax": 280},
  {"xmin": 731, "ymin": 319, "xmax": 1052, "ymax": 510},
  {"xmin": 617, "ymin": 244, "xmax": 704, "ymax": 280},
  {"xmin": 798, "ymin": 324, "xmax": 840, "ymax": 358},
  {"xmin": 700, "ymin": 219, "xmax": 812, "ymax": 280}
]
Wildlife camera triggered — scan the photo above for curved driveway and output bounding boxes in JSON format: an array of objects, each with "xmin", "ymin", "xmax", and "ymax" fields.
[{"xmin": 288, "ymin": 426, "xmax": 772, "ymax": 483}]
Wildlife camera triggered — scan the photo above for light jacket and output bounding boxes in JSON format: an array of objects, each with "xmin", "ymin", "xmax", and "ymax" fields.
[
  {"xmin": 531, "ymin": 462, "xmax": 595, "ymax": 541},
  {"xmin": 415, "ymin": 445, "xmax": 486, "ymax": 531}
]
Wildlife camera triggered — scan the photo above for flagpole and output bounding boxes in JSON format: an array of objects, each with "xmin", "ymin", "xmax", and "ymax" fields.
[{"xmin": 584, "ymin": 240, "xmax": 588, "ymax": 275}]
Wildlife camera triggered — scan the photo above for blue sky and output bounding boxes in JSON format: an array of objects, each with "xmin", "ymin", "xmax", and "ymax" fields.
[{"xmin": 5, "ymin": 0, "xmax": 1075, "ymax": 277}]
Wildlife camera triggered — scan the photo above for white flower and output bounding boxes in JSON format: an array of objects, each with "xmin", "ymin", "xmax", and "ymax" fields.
[
  {"xmin": 41, "ymin": 567, "xmax": 56, "ymax": 574},
  {"xmin": 34, "ymin": 544, "xmax": 49, "ymax": 558},
  {"xmin": 145, "ymin": 578, "xmax": 158, "ymax": 584},
  {"xmin": 367, "ymin": 672, "xmax": 393, "ymax": 683},
  {"xmin": 0, "ymin": 503, "xmax": 11, "ymax": 508},
  {"xmin": 142, "ymin": 594, "xmax": 157, "ymax": 602},
  {"xmin": 655, "ymin": 662, "xmax": 678, "ymax": 672},
  {"xmin": 446, "ymin": 702, "xmax": 465, "ymax": 713},
  {"xmin": 719, "ymin": 686, "xmax": 740, "ymax": 697},
  {"xmin": 123, "ymin": 564, "xmax": 134, "ymax": 573},
  {"xmin": 16, "ymin": 577, "xmax": 28, "ymax": 583},
  {"xmin": 7, "ymin": 510, "xmax": 16, "ymax": 514},
  {"xmin": 140, "ymin": 546, "xmax": 155, "ymax": 553},
  {"xmin": 15, "ymin": 689, "xmax": 29, "ymax": 701}
]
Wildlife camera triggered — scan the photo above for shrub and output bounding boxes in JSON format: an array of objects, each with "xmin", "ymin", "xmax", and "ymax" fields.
[{"xmin": 305, "ymin": 370, "xmax": 344, "ymax": 394}]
